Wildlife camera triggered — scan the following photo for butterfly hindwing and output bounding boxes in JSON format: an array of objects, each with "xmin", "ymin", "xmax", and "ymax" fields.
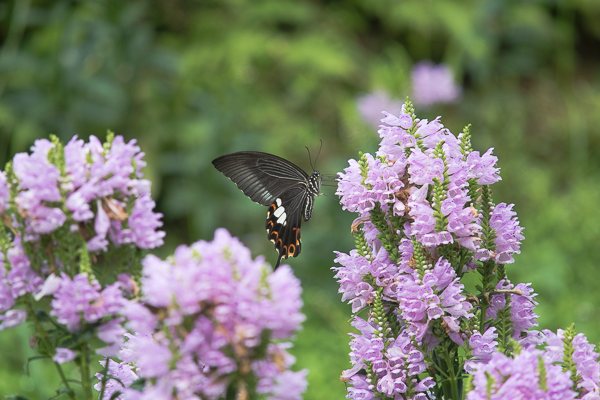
[{"xmin": 266, "ymin": 186, "xmax": 310, "ymax": 268}]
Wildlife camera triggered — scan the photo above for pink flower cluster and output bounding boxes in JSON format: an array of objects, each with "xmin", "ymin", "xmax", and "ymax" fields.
[{"xmin": 97, "ymin": 229, "xmax": 307, "ymax": 400}]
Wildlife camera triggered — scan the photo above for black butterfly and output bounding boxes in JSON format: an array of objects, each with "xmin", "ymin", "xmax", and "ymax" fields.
[{"xmin": 212, "ymin": 151, "xmax": 321, "ymax": 268}]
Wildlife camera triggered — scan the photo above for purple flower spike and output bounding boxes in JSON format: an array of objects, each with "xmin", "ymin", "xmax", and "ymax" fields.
[
  {"xmin": 333, "ymin": 101, "xmax": 556, "ymax": 399},
  {"xmin": 13, "ymin": 139, "xmax": 65, "ymax": 235},
  {"xmin": 490, "ymin": 203, "xmax": 524, "ymax": 264},
  {"xmin": 337, "ymin": 158, "xmax": 374, "ymax": 215},
  {"xmin": 6, "ymin": 134, "xmax": 164, "ymax": 252},
  {"xmin": 101, "ymin": 229, "xmax": 306, "ymax": 399}
]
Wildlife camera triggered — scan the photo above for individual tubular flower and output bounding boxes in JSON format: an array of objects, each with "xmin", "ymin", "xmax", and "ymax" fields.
[
  {"xmin": 467, "ymin": 349, "xmax": 576, "ymax": 399},
  {"xmin": 53, "ymin": 348, "xmax": 76, "ymax": 364},
  {"xmin": 411, "ymin": 62, "xmax": 461, "ymax": 107},
  {"xmin": 98, "ymin": 229, "xmax": 306, "ymax": 400}
]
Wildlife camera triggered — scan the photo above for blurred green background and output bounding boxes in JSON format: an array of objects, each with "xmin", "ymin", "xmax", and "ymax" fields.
[{"xmin": 1, "ymin": 0, "xmax": 600, "ymax": 398}]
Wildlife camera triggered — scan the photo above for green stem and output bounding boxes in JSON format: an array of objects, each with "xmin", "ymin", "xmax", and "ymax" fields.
[
  {"xmin": 80, "ymin": 343, "xmax": 93, "ymax": 400},
  {"xmin": 25, "ymin": 297, "xmax": 76, "ymax": 400},
  {"xmin": 444, "ymin": 349, "xmax": 461, "ymax": 400},
  {"xmin": 54, "ymin": 363, "xmax": 75, "ymax": 398},
  {"xmin": 478, "ymin": 260, "xmax": 496, "ymax": 332},
  {"xmin": 98, "ymin": 357, "xmax": 110, "ymax": 400}
]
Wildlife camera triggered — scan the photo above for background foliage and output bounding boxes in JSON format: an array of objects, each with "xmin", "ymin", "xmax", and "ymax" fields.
[{"xmin": 1, "ymin": 0, "xmax": 600, "ymax": 398}]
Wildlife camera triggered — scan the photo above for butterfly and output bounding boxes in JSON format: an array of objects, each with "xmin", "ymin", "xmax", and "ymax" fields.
[{"xmin": 212, "ymin": 151, "xmax": 321, "ymax": 268}]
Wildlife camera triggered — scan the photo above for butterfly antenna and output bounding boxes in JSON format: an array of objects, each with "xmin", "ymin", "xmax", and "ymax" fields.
[
  {"xmin": 315, "ymin": 139, "xmax": 323, "ymax": 170},
  {"xmin": 305, "ymin": 145, "xmax": 315, "ymax": 171}
]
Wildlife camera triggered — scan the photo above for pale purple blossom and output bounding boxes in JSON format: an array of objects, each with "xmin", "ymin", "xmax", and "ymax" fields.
[
  {"xmin": 0, "ymin": 240, "xmax": 42, "ymax": 331},
  {"xmin": 465, "ymin": 327, "xmax": 498, "ymax": 373},
  {"xmin": 466, "ymin": 148, "xmax": 501, "ymax": 185},
  {"xmin": 8, "ymin": 134, "xmax": 164, "ymax": 252},
  {"xmin": 487, "ymin": 280, "xmax": 538, "ymax": 338},
  {"xmin": 337, "ymin": 156, "xmax": 377, "ymax": 215},
  {"xmin": 50, "ymin": 274, "xmax": 125, "ymax": 332},
  {"xmin": 408, "ymin": 193, "xmax": 453, "ymax": 247},
  {"xmin": 443, "ymin": 185, "xmax": 480, "ymax": 250},
  {"xmin": 411, "ymin": 62, "xmax": 461, "ymax": 107},
  {"xmin": 94, "ymin": 359, "xmax": 138, "ymax": 400},
  {"xmin": 53, "ymin": 348, "xmax": 76, "ymax": 364},
  {"xmin": 334, "ymin": 250, "xmax": 375, "ymax": 313},
  {"xmin": 0, "ymin": 172, "xmax": 8, "ymax": 213},
  {"xmin": 365, "ymin": 157, "xmax": 406, "ymax": 214},
  {"xmin": 397, "ymin": 258, "xmax": 472, "ymax": 345},
  {"xmin": 12, "ymin": 139, "xmax": 65, "ymax": 235},
  {"xmin": 490, "ymin": 203, "xmax": 524, "ymax": 264},
  {"xmin": 468, "ymin": 349, "xmax": 576, "ymax": 399},
  {"xmin": 125, "ymin": 192, "xmax": 165, "ymax": 249},
  {"xmin": 377, "ymin": 109, "xmax": 415, "ymax": 163},
  {"xmin": 267, "ymin": 370, "xmax": 308, "ymax": 400},
  {"xmin": 407, "ymin": 148, "xmax": 444, "ymax": 185},
  {"xmin": 541, "ymin": 329, "xmax": 600, "ymax": 398},
  {"xmin": 0, "ymin": 309, "xmax": 27, "ymax": 330},
  {"xmin": 6, "ymin": 240, "xmax": 42, "ymax": 299},
  {"xmin": 357, "ymin": 91, "xmax": 404, "ymax": 128},
  {"xmin": 343, "ymin": 318, "xmax": 434, "ymax": 399}
]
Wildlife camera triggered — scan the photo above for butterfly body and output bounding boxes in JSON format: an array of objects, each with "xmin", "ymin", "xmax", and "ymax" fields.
[{"xmin": 212, "ymin": 151, "xmax": 320, "ymax": 268}]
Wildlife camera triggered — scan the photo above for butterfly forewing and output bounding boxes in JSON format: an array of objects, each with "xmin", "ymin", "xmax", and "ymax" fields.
[
  {"xmin": 212, "ymin": 151, "xmax": 308, "ymax": 206},
  {"xmin": 213, "ymin": 151, "xmax": 320, "ymax": 268}
]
